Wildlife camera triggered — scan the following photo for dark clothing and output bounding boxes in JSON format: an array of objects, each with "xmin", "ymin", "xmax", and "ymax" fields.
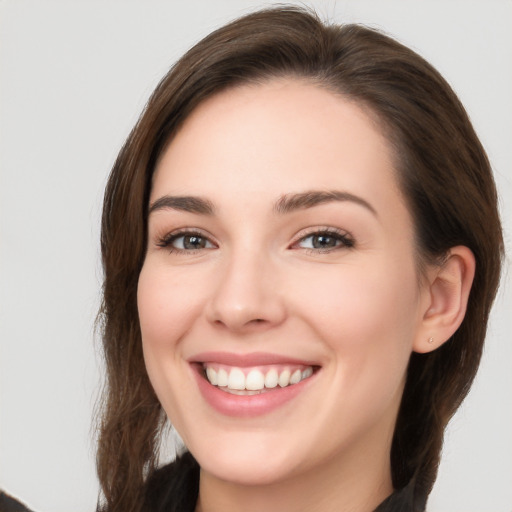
[
  {"xmin": 143, "ymin": 451, "xmax": 426, "ymax": 512},
  {"xmin": 0, "ymin": 453, "xmax": 426, "ymax": 512},
  {"xmin": 0, "ymin": 492, "xmax": 35, "ymax": 512}
]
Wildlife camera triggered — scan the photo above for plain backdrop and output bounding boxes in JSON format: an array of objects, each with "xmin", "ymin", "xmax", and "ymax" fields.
[{"xmin": 0, "ymin": 1, "xmax": 510, "ymax": 511}]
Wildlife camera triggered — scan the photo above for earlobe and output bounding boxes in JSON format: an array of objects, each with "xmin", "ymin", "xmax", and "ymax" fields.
[{"xmin": 413, "ymin": 246, "xmax": 475, "ymax": 354}]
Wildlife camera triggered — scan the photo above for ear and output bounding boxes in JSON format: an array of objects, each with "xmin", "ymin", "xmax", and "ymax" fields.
[{"xmin": 413, "ymin": 246, "xmax": 475, "ymax": 354}]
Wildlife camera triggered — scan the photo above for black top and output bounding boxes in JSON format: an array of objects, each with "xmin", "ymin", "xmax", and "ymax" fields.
[
  {"xmin": 0, "ymin": 491, "xmax": 34, "ymax": 512},
  {"xmin": 0, "ymin": 453, "xmax": 426, "ymax": 512},
  {"xmin": 143, "ymin": 451, "xmax": 426, "ymax": 512}
]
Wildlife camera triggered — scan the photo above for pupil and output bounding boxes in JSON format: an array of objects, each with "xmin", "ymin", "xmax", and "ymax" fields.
[
  {"xmin": 313, "ymin": 235, "xmax": 335, "ymax": 248},
  {"xmin": 184, "ymin": 236, "xmax": 204, "ymax": 249}
]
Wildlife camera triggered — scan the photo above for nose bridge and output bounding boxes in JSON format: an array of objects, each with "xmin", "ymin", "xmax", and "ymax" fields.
[{"xmin": 207, "ymin": 241, "xmax": 285, "ymax": 331}]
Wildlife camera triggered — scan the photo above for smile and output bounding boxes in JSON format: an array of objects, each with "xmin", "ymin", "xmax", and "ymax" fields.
[
  {"xmin": 189, "ymin": 352, "xmax": 320, "ymax": 417},
  {"xmin": 203, "ymin": 363, "xmax": 314, "ymax": 395}
]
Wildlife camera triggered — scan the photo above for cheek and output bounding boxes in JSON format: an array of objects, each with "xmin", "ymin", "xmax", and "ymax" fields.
[
  {"xmin": 295, "ymin": 258, "xmax": 419, "ymax": 339},
  {"xmin": 137, "ymin": 263, "xmax": 205, "ymax": 430},
  {"xmin": 136, "ymin": 263, "xmax": 206, "ymax": 412},
  {"xmin": 291, "ymin": 259, "xmax": 420, "ymax": 391},
  {"xmin": 137, "ymin": 263, "xmax": 205, "ymax": 351}
]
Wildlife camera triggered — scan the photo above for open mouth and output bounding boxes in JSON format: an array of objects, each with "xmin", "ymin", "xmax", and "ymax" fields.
[
  {"xmin": 189, "ymin": 354, "xmax": 321, "ymax": 416},
  {"xmin": 200, "ymin": 363, "xmax": 317, "ymax": 395}
]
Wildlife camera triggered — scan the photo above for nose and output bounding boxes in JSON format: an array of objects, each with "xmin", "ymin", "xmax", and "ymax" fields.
[{"xmin": 205, "ymin": 249, "xmax": 287, "ymax": 333}]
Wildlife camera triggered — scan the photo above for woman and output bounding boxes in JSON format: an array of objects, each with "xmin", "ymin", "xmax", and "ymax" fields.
[{"xmin": 95, "ymin": 6, "xmax": 503, "ymax": 512}]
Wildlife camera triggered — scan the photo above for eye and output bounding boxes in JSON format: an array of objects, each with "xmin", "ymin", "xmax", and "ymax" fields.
[
  {"xmin": 294, "ymin": 229, "xmax": 354, "ymax": 253},
  {"xmin": 157, "ymin": 230, "xmax": 215, "ymax": 253}
]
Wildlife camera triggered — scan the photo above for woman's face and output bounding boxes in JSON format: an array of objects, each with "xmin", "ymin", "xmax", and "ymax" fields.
[{"xmin": 138, "ymin": 80, "xmax": 431, "ymax": 486}]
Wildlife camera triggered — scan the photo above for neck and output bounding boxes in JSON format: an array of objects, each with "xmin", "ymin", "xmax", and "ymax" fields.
[{"xmin": 195, "ymin": 438, "xmax": 394, "ymax": 512}]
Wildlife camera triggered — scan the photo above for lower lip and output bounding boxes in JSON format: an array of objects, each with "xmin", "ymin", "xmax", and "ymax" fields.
[{"xmin": 192, "ymin": 365, "xmax": 316, "ymax": 417}]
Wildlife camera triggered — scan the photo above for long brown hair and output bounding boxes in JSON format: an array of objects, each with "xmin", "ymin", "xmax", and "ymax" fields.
[{"xmin": 96, "ymin": 6, "xmax": 503, "ymax": 511}]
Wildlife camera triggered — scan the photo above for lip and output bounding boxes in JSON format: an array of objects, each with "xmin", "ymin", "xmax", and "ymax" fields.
[
  {"xmin": 188, "ymin": 352, "xmax": 320, "ymax": 418},
  {"xmin": 188, "ymin": 351, "xmax": 319, "ymax": 367}
]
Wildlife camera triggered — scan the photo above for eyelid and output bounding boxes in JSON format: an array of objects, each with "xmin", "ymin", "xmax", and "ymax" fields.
[
  {"xmin": 155, "ymin": 227, "xmax": 218, "ymax": 252},
  {"xmin": 290, "ymin": 226, "xmax": 355, "ymax": 252},
  {"xmin": 153, "ymin": 225, "xmax": 354, "ymax": 254}
]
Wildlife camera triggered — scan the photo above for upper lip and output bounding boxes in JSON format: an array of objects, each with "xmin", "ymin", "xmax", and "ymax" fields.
[{"xmin": 188, "ymin": 351, "xmax": 320, "ymax": 368}]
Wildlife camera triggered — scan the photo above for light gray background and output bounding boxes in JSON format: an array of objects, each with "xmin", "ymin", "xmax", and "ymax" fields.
[{"xmin": 0, "ymin": 1, "xmax": 510, "ymax": 511}]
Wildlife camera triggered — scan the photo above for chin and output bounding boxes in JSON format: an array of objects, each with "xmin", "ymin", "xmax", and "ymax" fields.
[
  {"xmin": 197, "ymin": 448, "xmax": 300, "ymax": 486},
  {"xmin": 182, "ymin": 425, "xmax": 309, "ymax": 486}
]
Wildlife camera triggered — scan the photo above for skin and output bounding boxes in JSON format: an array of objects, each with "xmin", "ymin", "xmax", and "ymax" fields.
[{"xmin": 137, "ymin": 80, "xmax": 472, "ymax": 512}]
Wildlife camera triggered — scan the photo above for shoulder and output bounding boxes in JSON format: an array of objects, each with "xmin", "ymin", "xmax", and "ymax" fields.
[
  {"xmin": 0, "ymin": 491, "xmax": 36, "ymax": 512},
  {"xmin": 141, "ymin": 454, "xmax": 427, "ymax": 512},
  {"xmin": 374, "ymin": 477, "xmax": 427, "ymax": 512},
  {"xmin": 143, "ymin": 451, "xmax": 199, "ymax": 512}
]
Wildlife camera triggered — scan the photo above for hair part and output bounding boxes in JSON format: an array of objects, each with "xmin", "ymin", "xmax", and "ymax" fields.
[{"xmin": 96, "ymin": 6, "xmax": 503, "ymax": 511}]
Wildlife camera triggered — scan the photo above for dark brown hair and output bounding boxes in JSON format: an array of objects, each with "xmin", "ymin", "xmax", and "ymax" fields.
[{"xmin": 96, "ymin": 6, "xmax": 503, "ymax": 511}]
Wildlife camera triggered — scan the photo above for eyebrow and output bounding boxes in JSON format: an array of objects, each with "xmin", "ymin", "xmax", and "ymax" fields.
[
  {"xmin": 148, "ymin": 189, "xmax": 377, "ymax": 217},
  {"xmin": 148, "ymin": 195, "xmax": 215, "ymax": 216},
  {"xmin": 273, "ymin": 190, "xmax": 377, "ymax": 216}
]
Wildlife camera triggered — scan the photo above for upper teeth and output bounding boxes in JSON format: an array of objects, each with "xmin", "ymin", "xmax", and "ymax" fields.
[{"xmin": 204, "ymin": 364, "xmax": 314, "ymax": 392}]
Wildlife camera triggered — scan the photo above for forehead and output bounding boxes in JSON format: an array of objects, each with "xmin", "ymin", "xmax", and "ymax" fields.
[{"xmin": 152, "ymin": 79, "xmax": 404, "ymax": 210}]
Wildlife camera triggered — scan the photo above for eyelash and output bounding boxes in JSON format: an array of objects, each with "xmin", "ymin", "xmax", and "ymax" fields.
[
  {"xmin": 291, "ymin": 227, "xmax": 355, "ymax": 254},
  {"xmin": 156, "ymin": 229, "xmax": 216, "ymax": 254},
  {"xmin": 155, "ymin": 227, "xmax": 354, "ymax": 255}
]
